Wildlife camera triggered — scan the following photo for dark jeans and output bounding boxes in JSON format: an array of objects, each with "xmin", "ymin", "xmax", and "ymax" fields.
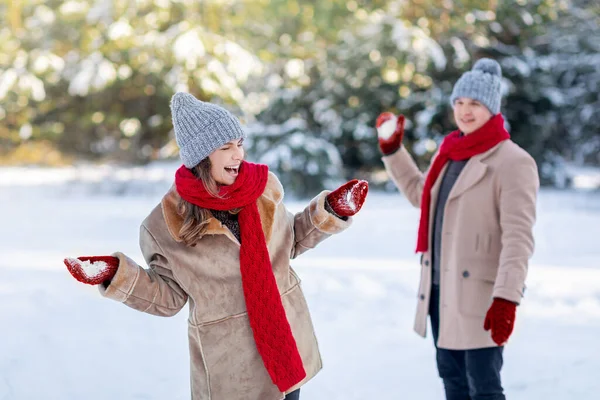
[
  {"xmin": 429, "ymin": 285, "xmax": 505, "ymax": 400},
  {"xmin": 285, "ymin": 389, "xmax": 300, "ymax": 400}
]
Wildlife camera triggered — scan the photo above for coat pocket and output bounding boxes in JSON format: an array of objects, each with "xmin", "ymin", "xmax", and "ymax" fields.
[
  {"xmin": 195, "ymin": 313, "xmax": 281, "ymax": 399},
  {"xmin": 458, "ymin": 266, "xmax": 497, "ymax": 318},
  {"xmin": 191, "ymin": 284, "xmax": 322, "ymax": 399}
]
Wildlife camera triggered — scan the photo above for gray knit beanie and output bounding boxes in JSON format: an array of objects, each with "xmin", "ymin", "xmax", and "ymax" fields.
[
  {"xmin": 170, "ymin": 92, "xmax": 246, "ymax": 168},
  {"xmin": 450, "ymin": 58, "xmax": 503, "ymax": 115}
]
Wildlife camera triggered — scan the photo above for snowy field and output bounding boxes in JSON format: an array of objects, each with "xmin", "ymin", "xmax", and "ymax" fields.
[{"xmin": 1, "ymin": 164, "xmax": 599, "ymax": 400}]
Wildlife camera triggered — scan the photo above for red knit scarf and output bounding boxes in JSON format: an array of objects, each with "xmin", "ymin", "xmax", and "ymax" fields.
[
  {"xmin": 416, "ymin": 114, "xmax": 510, "ymax": 253},
  {"xmin": 175, "ymin": 161, "xmax": 306, "ymax": 392}
]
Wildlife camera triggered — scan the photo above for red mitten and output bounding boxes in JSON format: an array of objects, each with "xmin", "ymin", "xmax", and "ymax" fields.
[
  {"xmin": 375, "ymin": 112, "xmax": 405, "ymax": 155},
  {"xmin": 484, "ymin": 298, "xmax": 517, "ymax": 346},
  {"xmin": 64, "ymin": 256, "xmax": 119, "ymax": 286},
  {"xmin": 326, "ymin": 179, "xmax": 369, "ymax": 217}
]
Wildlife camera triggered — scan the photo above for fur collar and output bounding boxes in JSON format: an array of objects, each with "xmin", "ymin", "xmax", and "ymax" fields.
[{"xmin": 161, "ymin": 171, "xmax": 284, "ymax": 245}]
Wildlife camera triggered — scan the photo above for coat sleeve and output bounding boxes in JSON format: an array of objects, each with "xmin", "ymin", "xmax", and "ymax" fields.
[
  {"xmin": 98, "ymin": 224, "xmax": 188, "ymax": 317},
  {"xmin": 381, "ymin": 146, "xmax": 427, "ymax": 208},
  {"xmin": 289, "ymin": 190, "xmax": 353, "ymax": 259},
  {"xmin": 493, "ymin": 154, "xmax": 539, "ymax": 304}
]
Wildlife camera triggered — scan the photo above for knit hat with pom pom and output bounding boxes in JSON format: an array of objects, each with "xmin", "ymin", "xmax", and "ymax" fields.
[{"xmin": 450, "ymin": 58, "xmax": 503, "ymax": 115}]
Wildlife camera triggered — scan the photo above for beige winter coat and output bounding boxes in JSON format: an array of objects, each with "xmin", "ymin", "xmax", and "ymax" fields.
[
  {"xmin": 383, "ymin": 140, "xmax": 539, "ymax": 350},
  {"xmin": 99, "ymin": 172, "xmax": 352, "ymax": 399}
]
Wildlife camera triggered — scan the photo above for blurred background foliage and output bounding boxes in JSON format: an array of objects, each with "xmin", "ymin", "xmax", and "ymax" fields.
[{"xmin": 1, "ymin": 0, "xmax": 598, "ymax": 195}]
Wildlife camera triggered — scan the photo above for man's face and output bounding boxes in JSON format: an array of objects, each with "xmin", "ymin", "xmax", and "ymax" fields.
[{"xmin": 453, "ymin": 97, "xmax": 493, "ymax": 134}]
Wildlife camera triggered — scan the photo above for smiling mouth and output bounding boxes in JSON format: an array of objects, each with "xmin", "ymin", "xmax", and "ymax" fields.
[{"xmin": 224, "ymin": 166, "xmax": 240, "ymax": 176}]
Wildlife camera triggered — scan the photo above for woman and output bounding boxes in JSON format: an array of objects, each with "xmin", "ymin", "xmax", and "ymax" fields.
[
  {"xmin": 64, "ymin": 92, "xmax": 368, "ymax": 400},
  {"xmin": 375, "ymin": 59, "xmax": 539, "ymax": 399}
]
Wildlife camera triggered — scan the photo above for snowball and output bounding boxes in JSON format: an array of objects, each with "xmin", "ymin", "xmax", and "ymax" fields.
[
  {"xmin": 345, "ymin": 190, "xmax": 357, "ymax": 212},
  {"xmin": 68, "ymin": 258, "xmax": 109, "ymax": 278},
  {"xmin": 376, "ymin": 116, "xmax": 397, "ymax": 140}
]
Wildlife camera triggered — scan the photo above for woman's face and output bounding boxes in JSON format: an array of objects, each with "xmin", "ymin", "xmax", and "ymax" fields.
[
  {"xmin": 208, "ymin": 138, "xmax": 245, "ymax": 186},
  {"xmin": 453, "ymin": 97, "xmax": 493, "ymax": 134}
]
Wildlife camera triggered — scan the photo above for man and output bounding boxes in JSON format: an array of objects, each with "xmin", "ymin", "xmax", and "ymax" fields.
[{"xmin": 375, "ymin": 59, "xmax": 539, "ymax": 400}]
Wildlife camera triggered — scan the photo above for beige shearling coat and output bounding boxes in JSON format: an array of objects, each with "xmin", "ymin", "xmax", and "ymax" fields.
[
  {"xmin": 383, "ymin": 140, "xmax": 539, "ymax": 350},
  {"xmin": 99, "ymin": 172, "xmax": 352, "ymax": 399}
]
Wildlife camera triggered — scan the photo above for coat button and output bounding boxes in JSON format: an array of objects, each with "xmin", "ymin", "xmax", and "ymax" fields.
[
  {"xmin": 424, "ymin": 260, "xmax": 429, "ymax": 266},
  {"xmin": 462, "ymin": 270, "xmax": 470, "ymax": 278},
  {"xmin": 419, "ymin": 294, "xmax": 425, "ymax": 300}
]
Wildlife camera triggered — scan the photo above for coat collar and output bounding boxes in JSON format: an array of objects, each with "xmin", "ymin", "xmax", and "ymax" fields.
[
  {"xmin": 161, "ymin": 172, "xmax": 284, "ymax": 245},
  {"xmin": 447, "ymin": 140, "xmax": 507, "ymax": 201}
]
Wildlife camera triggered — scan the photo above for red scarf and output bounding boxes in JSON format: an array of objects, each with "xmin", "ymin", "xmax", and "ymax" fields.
[
  {"xmin": 416, "ymin": 114, "xmax": 510, "ymax": 253},
  {"xmin": 175, "ymin": 161, "xmax": 306, "ymax": 392}
]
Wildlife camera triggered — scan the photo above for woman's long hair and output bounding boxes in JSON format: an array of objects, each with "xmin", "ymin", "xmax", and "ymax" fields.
[
  {"xmin": 177, "ymin": 158, "xmax": 218, "ymax": 246},
  {"xmin": 176, "ymin": 158, "xmax": 242, "ymax": 246}
]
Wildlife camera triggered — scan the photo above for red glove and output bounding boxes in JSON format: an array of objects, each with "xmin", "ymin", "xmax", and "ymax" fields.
[
  {"xmin": 326, "ymin": 179, "xmax": 369, "ymax": 217},
  {"xmin": 64, "ymin": 256, "xmax": 119, "ymax": 286},
  {"xmin": 375, "ymin": 112, "xmax": 405, "ymax": 155},
  {"xmin": 484, "ymin": 298, "xmax": 517, "ymax": 346}
]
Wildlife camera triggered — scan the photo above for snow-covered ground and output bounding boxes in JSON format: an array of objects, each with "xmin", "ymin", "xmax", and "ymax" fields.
[{"xmin": 1, "ymin": 165, "xmax": 599, "ymax": 399}]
